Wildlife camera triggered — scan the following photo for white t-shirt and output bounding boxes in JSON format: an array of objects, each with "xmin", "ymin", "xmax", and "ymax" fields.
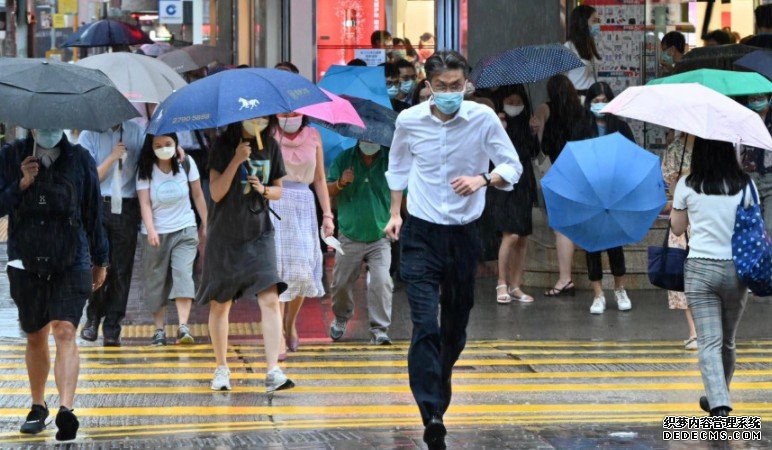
[
  {"xmin": 136, "ymin": 159, "xmax": 200, "ymax": 235},
  {"xmin": 564, "ymin": 41, "xmax": 598, "ymax": 91},
  {"xmin": 673, "ymin": 177, "xmax": 753, "ymax": 260}
]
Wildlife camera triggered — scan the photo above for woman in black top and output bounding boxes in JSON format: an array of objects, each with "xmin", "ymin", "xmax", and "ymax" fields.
[
  {"xmin": 489, "ymin": 85, "xmax": 538, "ymax": 304},
  {"xmin": 531, "ymin": 74, "xmax": 595, "ymax": 297},
  {"xmin": 196, "ymin": 116, "xmax": 294, "ymax": 393}
]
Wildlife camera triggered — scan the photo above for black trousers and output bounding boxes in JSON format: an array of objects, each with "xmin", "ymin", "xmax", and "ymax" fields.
[
  {"xmin": 86, "ymin": 198, "xmax": 140, "ymax": 336},
  {"xmin": 399, "ymin": 215, "xmax": 481, "ymax": 425},
  {"xmin": 585, "ymin": 247, "xmax": 626, "ymax": 282}
]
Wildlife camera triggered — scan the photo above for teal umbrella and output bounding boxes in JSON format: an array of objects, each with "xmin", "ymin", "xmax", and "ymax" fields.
[{"xmin": 647, "ymin": 68, "xmax": 772, "ymax": 96}]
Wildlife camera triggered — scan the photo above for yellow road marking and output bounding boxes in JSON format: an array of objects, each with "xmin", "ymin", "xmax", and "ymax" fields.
[{"xmin": 0, "ymin": 381, "xmax": 768, "ymax": 395}]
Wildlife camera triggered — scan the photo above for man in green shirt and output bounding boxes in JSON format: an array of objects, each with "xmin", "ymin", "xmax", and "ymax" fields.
[{"xmin": 327, "ymin": 140, "xmax": 393, "ymax": 345}]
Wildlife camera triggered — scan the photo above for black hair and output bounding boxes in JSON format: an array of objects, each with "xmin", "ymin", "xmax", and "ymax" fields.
[
  {"xmin": 568, "ymin": 5, "xmax": 601, "ymax": 61},
  {"xmin": 411, "ymin": 82, "xmax": 431, "ymax": 104},
  {"xmin": 383, "ymin": 62, "xmax": 400, "ymax": 79},
  {"xmin": 396, "ymin": 59, "xmax": 416, "ymax": 72},
  {"xmin": 756, "ymin": 4, "xmax": 772, "ymax": 30},
  {"xmin": 236, "ymin": 64, "xmax": 251, "ymax": 69},
  {"xmin": 347, "ymin": 58, "xmax": 367, "ymax": 66},
  {"xmin": 137, "ymin": 133, "xmax": 180, "ymax": 181},
  {"xmin": 392, "ymin": 38, "xmax": 404, "ymax": 46},
  {"xmin": 705, "ymin": 29, "xmax": 731, "ymax": 45},
  {"xmin": 583, "ymin": 82, "xmax": 635, "ymax": 141},
  {"xmin": 424, "ymin": 50, "xmax": 469, "ymax": 83},
  {"xmin": 543, "ymin": 74, "xmax": 593, "ymax": 160},
  {"xmin": 661, "ymin": 31, "xmax": 686, "ymax": 54},
  {"xmin": 492, "ymin": 85, "xmax": 537, "ymax": 159},
  {"xmin": 401, "ymin": 37, "xmax": 418, "ymax": 59},
  {"xmin": 686, "ymin": 137, "xmax": 749, "ymax": 195},
  {"xmin": 371, "ymin": 30, "xmax": 392, "ymax": 47},
  {"xmin": 274, "ymin": 61, "xmax": 299, "ymax": 73},
  {"xmin": 420, "ymin": 32, "xmax": 434, "ymax": 43}
]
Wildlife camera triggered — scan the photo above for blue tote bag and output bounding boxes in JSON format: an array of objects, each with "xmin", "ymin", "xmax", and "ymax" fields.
[{"xmin": 732, "ymin": 182, "xmax": 772, "ymax": 297}]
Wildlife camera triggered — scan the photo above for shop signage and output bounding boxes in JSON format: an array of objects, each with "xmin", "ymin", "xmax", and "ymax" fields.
[{"xmin": 354, "ymin": 49, "xmax": 386, "ymax": 66}]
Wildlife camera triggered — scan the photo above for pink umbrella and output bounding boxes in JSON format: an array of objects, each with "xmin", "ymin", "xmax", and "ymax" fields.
[{"xmin": 296, "ymin": 88, "xmax": 366, "ymax": 128}]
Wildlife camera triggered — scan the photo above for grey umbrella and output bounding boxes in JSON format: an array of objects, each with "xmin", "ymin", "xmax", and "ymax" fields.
[
  {"xmin": 0, "ymin": 58, "xmax": 138, "ymax": 131},
  {"xmin": 158, "ymin": 45, "xmax": 220, "ymax": 74}
]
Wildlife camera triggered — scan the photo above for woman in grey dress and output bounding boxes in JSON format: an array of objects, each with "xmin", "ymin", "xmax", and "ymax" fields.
[{"xmin": 196, "ymin": 116, "xmax": 294, "ymax": 393}]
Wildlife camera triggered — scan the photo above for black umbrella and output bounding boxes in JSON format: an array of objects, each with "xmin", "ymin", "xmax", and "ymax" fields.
[
  {"xmin": 311, "ymin": 95, "xmax": 398, "ymax": 148},
  {"xmin": 158, "ymin": 45, "xmax": 221, "ymax": 74},
  {"xmin": 735, "ymin": 50, "xmax": 772, "ymax": 80},
  {"xmin": 62, "ymin": 19, "xmax": 153, "ymax": 48},
  {"xmin": 674, "ymin": 44, "xmax": 757, "ymax": 74},
  {"xmin": 0, "ymin": 58, "xmax": 139, "ymax": 131}
]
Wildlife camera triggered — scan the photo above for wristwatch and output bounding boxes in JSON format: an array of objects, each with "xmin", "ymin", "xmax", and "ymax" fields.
[{"xmin": 480, "ymin": 173, "xmax": 492, "ymax": 186}]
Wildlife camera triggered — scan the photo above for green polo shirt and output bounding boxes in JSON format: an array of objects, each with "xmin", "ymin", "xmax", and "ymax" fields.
[{"xmin": 328, "ymin": 147, "xmax": 391, "ymax": 243}]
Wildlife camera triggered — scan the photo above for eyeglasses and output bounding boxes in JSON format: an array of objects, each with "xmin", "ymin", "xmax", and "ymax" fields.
[{"xmin": 430, "ymin": 83, "xmax": 466, "ymax": 93}]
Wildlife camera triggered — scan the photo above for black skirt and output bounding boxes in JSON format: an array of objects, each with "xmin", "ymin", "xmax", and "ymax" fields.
[{"xmin": 487, "ymin": 160, "xmax": 536, "ymax": 236}]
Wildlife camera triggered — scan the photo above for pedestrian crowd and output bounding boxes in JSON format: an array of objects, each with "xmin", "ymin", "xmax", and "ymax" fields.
[{"xmin": 1, "ymin": 4, "xmax": 771, "ymax": 448}]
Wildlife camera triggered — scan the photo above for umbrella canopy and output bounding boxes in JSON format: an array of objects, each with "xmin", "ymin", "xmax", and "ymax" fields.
[
  {"xmin": 147, "ymin": 68, "xmax": 330, "ymax": 134},
  {"xmin": 0, "ymin": 58, "xmax": 139, "ymax": 130},
  {"xmin": 312, "ymin": 124, "xmax": 358, "ymax": 168},
  {"xmin": 140, "ymin": 42, "xmax": 174, "ymax": 57},
  {"xmin": 296, "ymin": 88, "xmax": 365, "ymax": 128},
  {"xmin": 76, "ymin": 52, "xmax": 187, "ymax": 104},
  {"xmin": 674, "ymin": 44, "xmax": 757, "ymax": 73},
  {"xmin": 601, "ymin": 83, "xmax": 772, "ymax": 150},
  {"xmin": 158, "ymin": 45, "xmax": 220, "ymax": 74},
  {"xmin": 541, "ymin": 133, "xmax": 667, "ymax": 252},
  {"xmin": 735, "ymin": 50, "xmax": 772, "ymax": 80},
  {"xmin": 319, "ymin": 65, "xmax": 391, "ymax": 109},
  {"xmin": 312, "ymin": 95, "xmax": 398, "ymax": 147},
  {"xmin": 470, "ymin": 43, "xmax": 584, "ymax": 89},
  {"xmin": 647, "ymin": 68, "xmax": 772, "ymax": 96},
  {"xmin": 62, "ymin": 19, "xmax": 153, "ymax": 48}
]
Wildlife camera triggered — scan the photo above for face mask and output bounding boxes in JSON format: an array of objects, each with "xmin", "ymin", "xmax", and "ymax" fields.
[
  {"xmin": 387, "ymin": 85, "xmax": 399, "ymax": 99},
  {"xmin": 392, "ymin": 50, "xmax": 407, "ymax": 60},
  {"xmin": 154, "ymin": 146, "xmax": 176, "ymax": 161},
  {"xmin": 359, "ymin": 141, "xmax": 381, "ymax": 156},
  {"xmin": 590, "ymin": 24, "xmax": 601, "ymax": 38},
  {"xmin": 503, "ymin": 104, "xmax": 525, "ymax": 117},
  {"xmin": 242, "ymin": 118, "xmax": 269, "ymax": 136},
  {"xmin": 279, "ymin": 116, "xmax": 303, "ymax": 134},
  {"xmin": 748, "ymin": 99, "xmax": 769, "ymax": 112},
  {"xmin": 400, "ymin": 80, "xmax": 415, "ymax": 94},
  {"xmin": 590, "ymin": 102, "xmax": 607, "ymax": 117},
  {"xmin": 34, "ymin": 129, "xmax": 63, "ymax": 149},
  {"xmin": 662, "ymin": 50, "xmax": 674, "ymax": 66},
  {"xmin": 432, "ymin": 89, "xmax": 465, "ymax": 115}
]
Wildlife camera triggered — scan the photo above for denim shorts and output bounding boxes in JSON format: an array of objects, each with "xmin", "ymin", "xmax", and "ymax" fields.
[{"xmin": 8, "ymin": 267, "xmax": 92, "ymax": 333}]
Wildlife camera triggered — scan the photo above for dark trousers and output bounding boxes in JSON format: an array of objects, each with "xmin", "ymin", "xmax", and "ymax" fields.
[
  {"xmin": 86, "ymin": 198, "xmax": 140, "ymax": 336},
  {"xmin": 585, "ymin": 247, "xmax": 626, "ymax": 282},
  {"xmin": 399, "ymin": 216, "xmax": 481, "ymax": 425}
]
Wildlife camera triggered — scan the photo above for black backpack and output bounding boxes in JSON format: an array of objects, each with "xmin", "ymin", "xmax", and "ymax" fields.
[{"xmin": 14, "ymin": 157, "xmax": 81, "ymax": 277}]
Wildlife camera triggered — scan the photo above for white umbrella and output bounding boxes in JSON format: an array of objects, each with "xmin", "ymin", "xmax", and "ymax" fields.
[
  {"xmin": 76, "ymin": 52, "xmax": 187, "ymax": 104},
  {"xmin": 601, "ymin": 83, "xmax": 772, "ymax": 151}
]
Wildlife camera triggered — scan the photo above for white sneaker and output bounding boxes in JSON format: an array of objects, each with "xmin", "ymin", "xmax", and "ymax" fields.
[
  {"xmin": 211, "ymin": 366, "xmax": 231, "ymax": 391},
  {"xmin": 265, "ymin": 366, "xmax": 295, "ymax": 393},
  {"xmin": 590, "ymin": 296, "xmax": 606, "ymax": 314},
  {"xmin": 615, "ymin": 289, "xmax": 632, "ymax": 311},
  {"xmin": 684, "ymin": 336, "xmax": 698, "ymax": 351}
]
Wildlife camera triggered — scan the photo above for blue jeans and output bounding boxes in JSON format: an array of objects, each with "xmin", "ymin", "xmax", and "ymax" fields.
[{"xmin": 399, "ymin": 216, "xmax": 482, "ymax": 425}]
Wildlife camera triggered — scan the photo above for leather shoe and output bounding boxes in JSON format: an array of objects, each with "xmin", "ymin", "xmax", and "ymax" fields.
[
  {"xmin": 103, "ymin": 335, "xmax": 121, "ymax": 347},
  {"xmin": 423, "ymin": 416, "xmax": 446, "ymax": 450},
  {"xmin": 710, "ymin": 406, "xmax": 731, "ymax": 417},
  {"xmin": 699, "ymin": 396, "xmax": 710, "ymax": 413},
  {"xmin": 80, "ymin": 318, "xmax": 99, "ymax": 342}
]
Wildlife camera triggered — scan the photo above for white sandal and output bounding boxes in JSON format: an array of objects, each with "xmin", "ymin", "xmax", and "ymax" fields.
[
  {"xmin": 496, "ymin": 284, "xmax": 512, "ymax": 304},
  {"xmin": 509, "ymin": 286, "xmax": 534, "ymax": 303}
]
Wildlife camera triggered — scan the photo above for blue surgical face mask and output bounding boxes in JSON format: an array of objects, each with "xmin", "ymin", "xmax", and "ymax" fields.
[
  {"xmin": 590, "ymin": 24, "xmax": 601, "ymax": 38},
  {"xmin": 748, "ymin": 99, "xmax": 769, "ymax": 112},
  {"xmin": 34, "ymin": 129, "xmax": 63, "ymax": 149},
  {"xmin": 387, "ymin": 85, "xmax": 399, "ymax": 99},
  {"xmin": 590, "ymin": 102, "xmax": 607, "ymax": 117},
  {"xmin": 431, "ymin": 89, "xmax": 464, "ymax": 115},
  {"xmin": 359, "ymin": 141, "xmax": 381, "ymax": 156},
  {"xmin": 662, "ymin": 51, "xmax": 674, "ymax": 66},
  {"xmin": 400, "ymin": 80, "xmax": 415, "ymax": 94}
]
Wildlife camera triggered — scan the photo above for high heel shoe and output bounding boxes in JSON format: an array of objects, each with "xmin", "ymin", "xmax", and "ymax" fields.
[{"xmin": 544, "ymin": 281, "xmax": 576, "ymax": 297}]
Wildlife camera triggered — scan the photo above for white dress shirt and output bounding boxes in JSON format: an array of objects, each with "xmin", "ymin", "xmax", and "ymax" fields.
[
  {"xmin": 386, "ymin": 100, "xmax": 522, "ymax": 225},
  {"xmin": 79, "ymin": 120, "xmax": 146, "ymax": 198}
]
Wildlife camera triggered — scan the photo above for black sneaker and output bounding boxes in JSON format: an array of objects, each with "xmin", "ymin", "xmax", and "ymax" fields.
[
  {"xmin": 152, "ymin": 329, "xmax": 166, "ymax": 346},
  {"xmin": 55, "ymin": 407, "xmax": 79, "ymax": 441},
  {"xmin": 20, "ymin": 403, "xmax": 49, "ymax": 434}
]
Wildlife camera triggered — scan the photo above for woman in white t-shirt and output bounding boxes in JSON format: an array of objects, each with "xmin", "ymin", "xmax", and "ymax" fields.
[
  {"xmin": 564, "ymin": 5, "xmax": 601, "ymax": 95},
  {"xmin": 137, "ymin": 133, "xmax": 209, "ymax": 346},
  {"xmin": 671, "ymin": 137, "xmax": 752, "ymax": 418}
]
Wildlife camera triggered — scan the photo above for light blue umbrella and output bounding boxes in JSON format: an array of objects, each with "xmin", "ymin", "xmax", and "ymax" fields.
[
  {"xmin": 318, "ymin": 65, "xmax": 391, "ymax": 109},
  {"xmin": 540, "ymin": 133, "xmax": 667, "ymax": 252}
]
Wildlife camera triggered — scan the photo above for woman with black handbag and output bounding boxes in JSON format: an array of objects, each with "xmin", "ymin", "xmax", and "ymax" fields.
[{"xmin": 670, "ymin": 137, "xmax": 754, "ymax": 417}]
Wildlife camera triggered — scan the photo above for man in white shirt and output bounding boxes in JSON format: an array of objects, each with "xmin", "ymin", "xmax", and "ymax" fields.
[{"xmin": 384, "ymin": 50, "xmax": 522, "ymax": 450}]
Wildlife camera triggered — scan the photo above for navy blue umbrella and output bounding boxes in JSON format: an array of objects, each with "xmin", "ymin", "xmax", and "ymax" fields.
[
  {"xmin": 62, "ymin": 19, "xmax": 153, "ymax": 48},
  {"xmin": 147, "ymin": 68, "xmax": 330, "ymax": 134},
  {"xmin": 735, "ymin": 50, "xmax": 772, "ymax": 81},
  {"xmin": 470, "ymin": 43, "xmax": 584, "ymax": 89},
  {"xmin": 312, "ymin": 95, "xmax": 398, "ymax": 148}
]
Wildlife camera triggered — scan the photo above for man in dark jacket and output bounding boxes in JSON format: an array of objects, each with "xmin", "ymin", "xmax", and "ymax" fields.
[{"xmin": 0, "ymin": 130, "xmax": 109, "ymax": 442}]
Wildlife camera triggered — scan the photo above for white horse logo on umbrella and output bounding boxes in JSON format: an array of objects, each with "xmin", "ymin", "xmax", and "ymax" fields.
[{"xmin": 238, "ymin": 97, "xmax": 260, "ymax": 110}]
